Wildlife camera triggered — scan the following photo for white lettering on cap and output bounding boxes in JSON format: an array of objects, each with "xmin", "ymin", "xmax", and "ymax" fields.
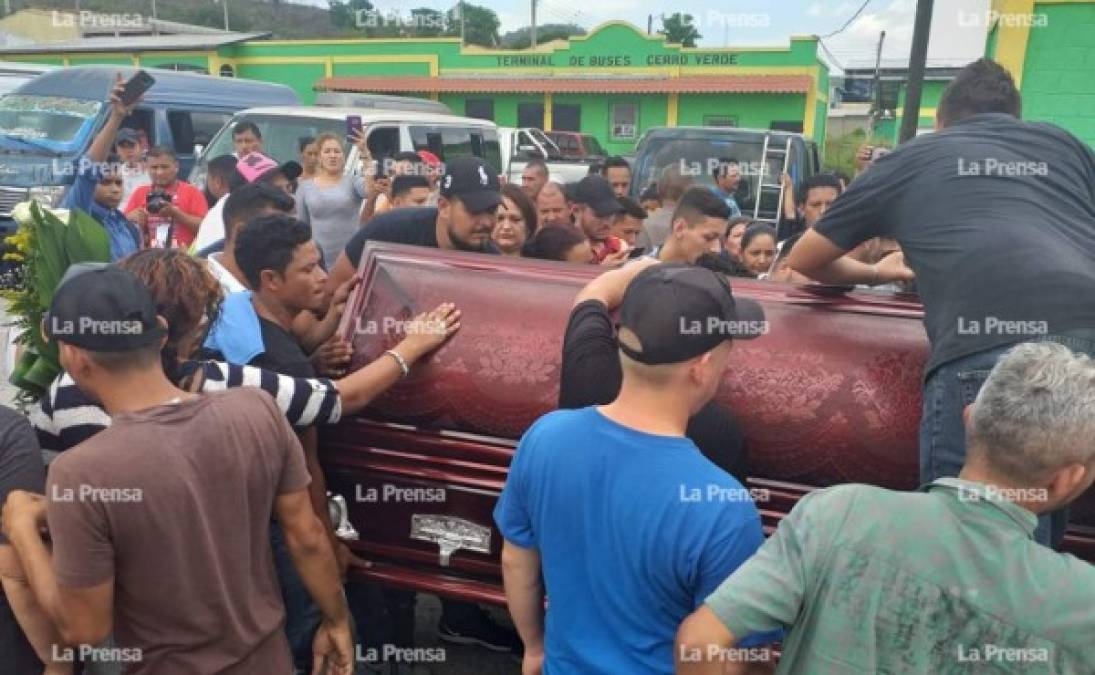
[{"xmin": 478, "ymin": 166, "xmax": 489, "ymax": 185}]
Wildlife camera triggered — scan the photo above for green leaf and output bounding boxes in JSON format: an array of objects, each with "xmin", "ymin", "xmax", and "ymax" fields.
[
  {"xmin": 30, "ymin": 202, "xmax": 67, "ymax": 309},
  {"xmin": 65, "ymin": 208, "xmax": 112, "ymax": 264}
]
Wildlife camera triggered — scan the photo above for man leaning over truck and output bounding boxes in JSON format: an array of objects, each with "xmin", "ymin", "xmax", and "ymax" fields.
[{"xmin": 787, "ymin": 58, "xmax": 1095, "ymax": 548}]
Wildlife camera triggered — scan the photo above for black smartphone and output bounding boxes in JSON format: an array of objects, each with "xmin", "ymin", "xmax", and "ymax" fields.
[
  {"xmin": 119, "ymin": 70, "xmax": 155, "ymax": 106},
  {"xmin": 627, "ymin": 246, "xmax": 647, "ymax": 259},
  {"xmin": 346, "ymin": 115, "xmax": 363, "ymax": 141}
]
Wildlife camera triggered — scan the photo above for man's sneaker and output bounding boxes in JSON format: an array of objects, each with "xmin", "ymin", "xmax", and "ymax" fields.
[{"xmin": 437, "ymin": 607, "xmax": 522, "ymax": 653}]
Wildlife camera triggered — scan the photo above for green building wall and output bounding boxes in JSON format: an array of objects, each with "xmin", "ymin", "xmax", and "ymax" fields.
[
  {"xmin": 0, "ymin": 22, "xmax": 830, "ymax": 152},
  {"xmin": 1017, "ymin": 3, "xmax": 1095, "ymax": 144}
]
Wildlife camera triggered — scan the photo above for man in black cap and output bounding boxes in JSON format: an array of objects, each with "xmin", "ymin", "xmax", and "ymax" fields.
[
  {"xmin": 560, "ymin": 258, "xmax": 747, "ymax": 479},
  {"xmin": 114, "ymin": 126, "xmax": 150, "ymax": 207},
  {"xmin": 571, "ymin": 175, "xmax": 630, "ymax": 264},
  {"xmin": 2, "ymin": 265, "xmax": 354, "ymax": 675},
  {"xmin": 325, "ymin": 155, "xmax": 504, "ymax": 291},
  {"xmin": 495, "ymin": 264, "xmax": 775, "ymax": 674}
]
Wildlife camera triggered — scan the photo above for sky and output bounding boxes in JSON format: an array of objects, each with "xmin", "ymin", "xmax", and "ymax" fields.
[{"xmin": 297, "ymin": 0, "xmax": 993, "ymax": 72}]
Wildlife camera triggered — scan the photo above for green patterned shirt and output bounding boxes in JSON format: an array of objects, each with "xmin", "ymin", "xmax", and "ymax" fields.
[{"xmin": 705, "ymin": 478, "xmax": 1095, "ymax": 673}]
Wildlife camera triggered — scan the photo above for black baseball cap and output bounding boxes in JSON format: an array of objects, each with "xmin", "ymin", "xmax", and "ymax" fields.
[
  {"xmin": 572, "ymin": 175, "xmax": 621, "ymax": 217},
  {"xmin": 439, "ymin": 156, "xmax": 502, "ymax": 213},
  {"xmin": 618, "ymin": 264, "xmax": 766, "ymax": 365},
  {"xmin": 45, "ymin": 264, "xmax": 165, "ymax": 352}
]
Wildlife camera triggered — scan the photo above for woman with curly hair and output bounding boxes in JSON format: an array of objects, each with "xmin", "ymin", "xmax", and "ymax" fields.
[{"xmin": 29, "ymin": 248, "xmax": 459, "ymax": 452}]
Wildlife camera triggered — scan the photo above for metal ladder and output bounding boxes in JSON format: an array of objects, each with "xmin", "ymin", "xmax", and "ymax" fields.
[{"xmin": 751, "ymin": 134, "xmax": 792, "ymax": 228}]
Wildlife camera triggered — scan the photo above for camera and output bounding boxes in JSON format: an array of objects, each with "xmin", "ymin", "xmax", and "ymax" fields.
[{"xmin": 146, "ymin": 189, "xmax": 170, "ymax": 214}]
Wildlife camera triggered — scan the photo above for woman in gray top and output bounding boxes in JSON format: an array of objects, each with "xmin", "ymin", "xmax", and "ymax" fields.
[{"xmin": 295, "ymin": 132, "xmax": 367, "ymax": 265}]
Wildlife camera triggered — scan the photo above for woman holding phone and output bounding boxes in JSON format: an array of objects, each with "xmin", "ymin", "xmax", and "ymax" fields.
[{"xmin": 294, "ymin": 131, "xmax": 368, "ymax": 266}]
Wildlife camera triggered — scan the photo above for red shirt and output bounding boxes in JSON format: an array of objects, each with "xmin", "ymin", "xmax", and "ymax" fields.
[{"xmin": 124, "ymin": 180, "xmax": 208, "ymax": 248}]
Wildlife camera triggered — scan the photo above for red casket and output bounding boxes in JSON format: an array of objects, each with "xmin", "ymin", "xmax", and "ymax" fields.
[{"xmin": 321, "ymin": 243, "xmax": 1095, "ymax": 604}]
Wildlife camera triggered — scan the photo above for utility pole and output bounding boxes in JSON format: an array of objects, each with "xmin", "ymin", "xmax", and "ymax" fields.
[
  {"xmin": 150, "ymin": 0, "xmax": 157, "ymax": 21},
  {"xmin": 869, "ymin": 30, "xmax": 885, "ymax": 137},
  {"xmin": 222, "ymin": 0, "xmax": 229, "ymax": 31},
  {"xmin": 459, "ymin": 0, "xmax": 465, "ymax": 44},
  {"xmin": 530, "ymin": 0, "xmax": 537, "ymax": 47},
  {"xmin": 647, "ymin": 14, "xmax": 652, "ymax": 34},
  {"xmin": 900, "ymin": 0, "xmax": 934, "ymax": 143}
]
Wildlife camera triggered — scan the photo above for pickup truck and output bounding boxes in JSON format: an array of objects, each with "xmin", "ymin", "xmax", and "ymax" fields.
[
  {"xmin": 546, "ymin": 130, "xmax": 607, "ymax": 162},
  {"xmin": 630, "ymin": 127, "xmax": 821, "ymax": 222},
  {"xmin": 497, "ymin": 126, "xmax": 592, "ymax": 185},
  {"xmin": 323, "ymin": 242, "xmax": 1095, "ymax": 612}
]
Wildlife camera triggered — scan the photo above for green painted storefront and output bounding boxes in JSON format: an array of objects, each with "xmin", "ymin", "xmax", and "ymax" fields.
[
  {"xmin": 986, "ymin": 0, "xmax": 1095, "ymax": 147},
  {"xmin": 0, "ymin": 22, "xmax": 829, "ymax": 155}
]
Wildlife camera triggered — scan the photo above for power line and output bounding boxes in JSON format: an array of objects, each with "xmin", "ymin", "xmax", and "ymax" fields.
[{"xmin": 820, "ymin": 0, "xmax": 873, "ymax": 38}]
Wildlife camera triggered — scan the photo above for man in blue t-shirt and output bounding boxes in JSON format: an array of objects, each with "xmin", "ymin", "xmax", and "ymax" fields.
[
  {"xmin": 59, "ymin": 74, "xmax": 141, "ymax": 260},
  {"xmin": 494, "ymin": 263, "xmax": 775, "ymax": 675}
]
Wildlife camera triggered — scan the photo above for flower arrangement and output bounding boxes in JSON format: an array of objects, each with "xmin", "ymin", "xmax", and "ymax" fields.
[{"xmin": 4, "ymin": 201, "xmax": 110, "ymax": 404}]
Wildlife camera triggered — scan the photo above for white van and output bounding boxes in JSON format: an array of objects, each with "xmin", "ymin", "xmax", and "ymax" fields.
[{"xmin": 189, "ymin": 106, "xmax": 500, "ymax": 188}]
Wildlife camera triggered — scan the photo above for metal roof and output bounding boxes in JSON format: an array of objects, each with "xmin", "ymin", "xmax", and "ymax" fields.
[
  {"xmin": 237, "ymin": 106, "xmax": 498, "ymax": 128},
  {"xmin": 0, "ymin": 32, "xmax": 268, "ymax": 54},
  {"xmin": 14, "ymin": 66, "xmax": 298, "ymax": 107}
]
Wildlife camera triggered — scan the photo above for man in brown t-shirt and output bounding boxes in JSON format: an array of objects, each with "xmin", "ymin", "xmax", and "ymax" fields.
[{"xmin": 1, "ymin": 265, "xmax": 353, "ymax": 674}]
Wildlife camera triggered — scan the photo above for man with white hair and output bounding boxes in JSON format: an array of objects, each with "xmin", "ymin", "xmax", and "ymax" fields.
[{"xmin": 676, "ymin": 341, "xmax": 1095, "ymax": 674}]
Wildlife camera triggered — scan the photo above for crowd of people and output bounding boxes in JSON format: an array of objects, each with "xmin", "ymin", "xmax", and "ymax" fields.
[{"xmin": 0, "ymin": 56, "xmax": 1093, "ymax": 675}]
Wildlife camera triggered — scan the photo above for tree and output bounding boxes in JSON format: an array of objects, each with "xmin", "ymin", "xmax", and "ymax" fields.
[
  {"xmin": 500, "ymin": 23, "xmax": 585, "ymax": 49},
  {"xmin": 409, "ymin": 7, "xmax": 445, "ymax": 37},
  {"xmin": 444, "ymin": 2, "xmax": 501, "ymax": 47},
  {"xmin": 328, "ymin": 0, "xmax": 374, "ymax": 30},
  {"xmin": 659, "ymin": 13, "xmax": 700, "ymax": 47}
]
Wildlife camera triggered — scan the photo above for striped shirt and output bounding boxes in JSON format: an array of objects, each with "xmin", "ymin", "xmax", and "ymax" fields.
[{"xmin": 29, "ymin": 360, "xmax": 341, "ymax": 453}]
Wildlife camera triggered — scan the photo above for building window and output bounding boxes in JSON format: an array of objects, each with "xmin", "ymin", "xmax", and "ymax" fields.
[
  {"xmin": 703, "ymin": 115, "xmax": 737, "ymax": 127},
  {"xmin": 552, "ymin": 103, "xmax": 581, "ymax": 132},
  {"xmin": 219, "ymin": 64, "xmax": 235, "ymax": 78},
  {"xmin": 517, "ymin": 102, "xmax": 544, "ymax": 129},
  {"xmin": 465, "ymin": 99, "xmax": 494, "ymax": 121},
  {"xmin": 770, "ymin": 121, "xmax": 804, "ymax": 133},
  {"xmin": 611, "ymin": 102, "xmax": 638, "ymax": 140}
]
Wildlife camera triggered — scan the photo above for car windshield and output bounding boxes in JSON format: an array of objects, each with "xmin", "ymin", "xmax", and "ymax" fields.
[
  {"xmin": 584, "ymin": 135, "xmax": 606, "ymax": 156},
  {"xmin": 0, "ymin": 94, "xmax": 102, "ymax": 152},
  {"xmin": 202, "ymin": 113, "xmax": 346, "ymax": 164}
]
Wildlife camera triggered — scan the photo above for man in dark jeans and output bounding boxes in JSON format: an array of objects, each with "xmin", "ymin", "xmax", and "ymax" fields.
[
  {"xmin": 788, "ymin": 58, "xmax": 1095, "ymax": 548},
  {"xmin": 560, "ymin": 258, "xmax": 748, "ymax": 481}
]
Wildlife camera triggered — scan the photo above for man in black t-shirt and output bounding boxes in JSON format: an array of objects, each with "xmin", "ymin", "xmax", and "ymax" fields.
[
  {"xmin": 233, "ymin": 213, "xmax": 354, "ymax": 669},
  {"xmin": 315, "ymin": 156, "xmax": 521, "ymax": 653},
  {"xmin": 788, "ymin": 58, "xmax": 1095, "ymax": 548},
  {"xmin": 561, "ymin": 259, "xmax": 748, "ymax": 480},
  {"xmin": 326, "ymin": 155, "xmax": 504, "ymax": 292}
]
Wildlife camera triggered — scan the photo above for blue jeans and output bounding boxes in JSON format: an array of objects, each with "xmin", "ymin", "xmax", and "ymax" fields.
[
  {"xmin": 270, "ymin": 521, "xmax": 322, "ymax": 672},
  {"xmin": 919, "ymin": 336, "xmax": 1095, "ymax": 549}
]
